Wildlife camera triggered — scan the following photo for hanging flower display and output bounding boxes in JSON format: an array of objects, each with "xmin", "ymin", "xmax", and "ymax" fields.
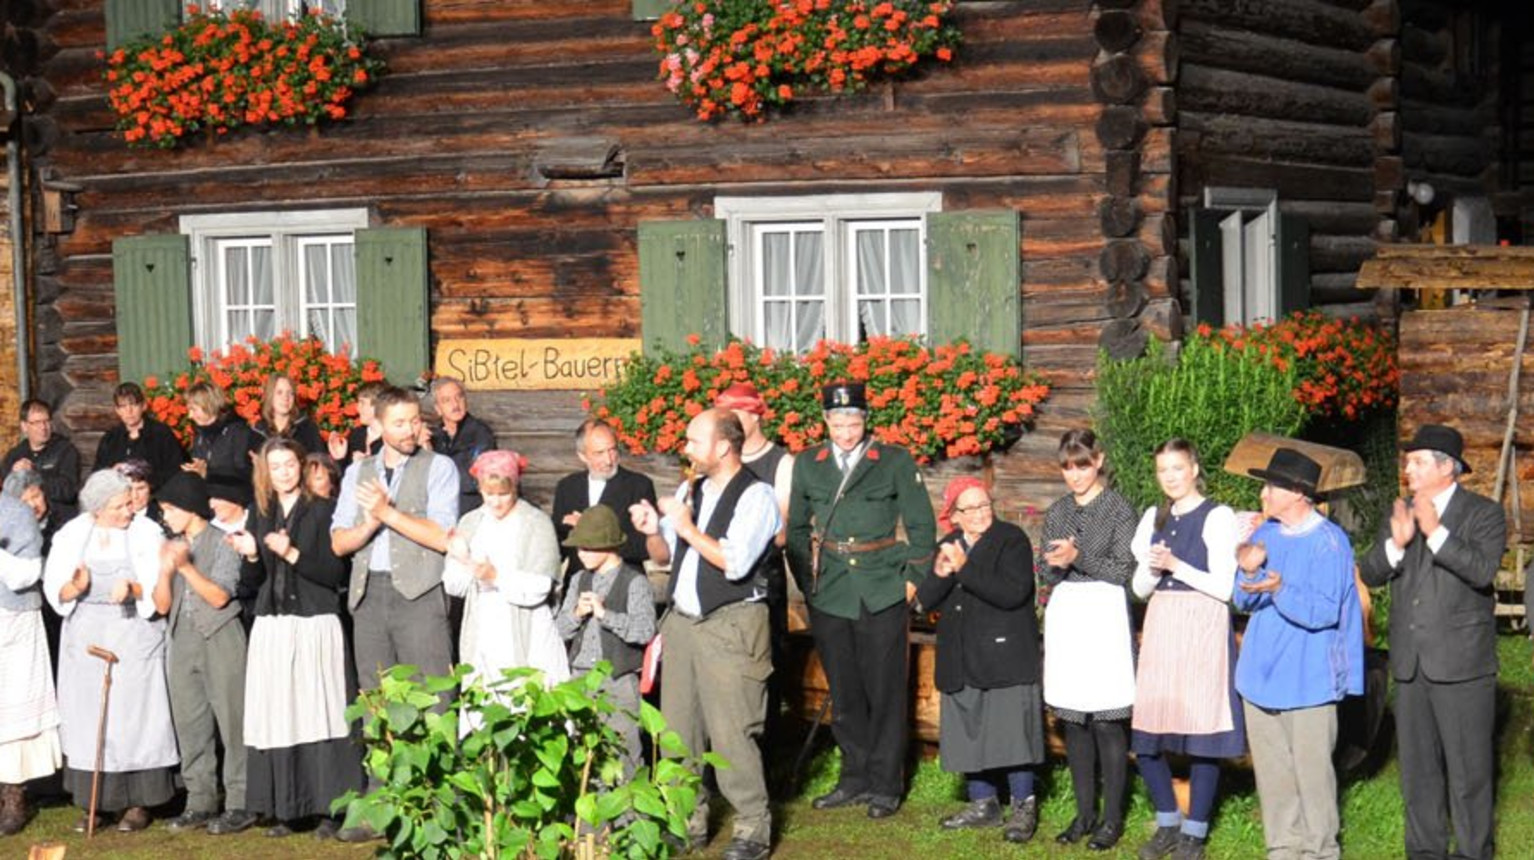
[{"xmin": 652, "ymin": 0, "xmax": 961, "ymax": 122}]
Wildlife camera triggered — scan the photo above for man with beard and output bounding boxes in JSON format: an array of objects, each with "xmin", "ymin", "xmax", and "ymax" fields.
[{"xmin": 552, "ymin": 418, "xmax": 657, "ymax": 571}]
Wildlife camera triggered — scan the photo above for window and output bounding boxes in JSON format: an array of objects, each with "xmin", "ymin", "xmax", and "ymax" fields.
[
  {"xmin": 206, "ymin": 0, "xmax": 346, "ymax": 19},
  {"xmin": 716, "ymin": 193, "xmax": 942, "ymax": 352},
  {"xmin": 1189, "ymin": 188, "xmax": 1310, "ymax": 327},
  {"xmin": 181, "ymin": 209, "xmax": 369, "ymax": 353}
]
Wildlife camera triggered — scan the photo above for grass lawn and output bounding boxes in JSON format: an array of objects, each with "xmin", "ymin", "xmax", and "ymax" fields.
[{"xmin": 6, "ymin": 635, "xmax": 1532, "ymax": 858}]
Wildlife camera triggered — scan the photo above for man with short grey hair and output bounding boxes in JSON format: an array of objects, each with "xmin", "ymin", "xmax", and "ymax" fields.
[
  {"xmin": 1359, "ymin": 424, "xmax": 1505, "ymax": 860},
  {"xmin": 552, "ymin": 418, "xmax": 657, "ymax": 571},
  {"xmin": 426, "ymin": 376, "xmax": 496, "ymax": 515}
]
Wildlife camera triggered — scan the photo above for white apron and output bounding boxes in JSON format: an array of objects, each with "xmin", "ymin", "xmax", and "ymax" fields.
[{"xmin": 1043, "ymin": 579, "xmax": 1136, "ymax": 714}]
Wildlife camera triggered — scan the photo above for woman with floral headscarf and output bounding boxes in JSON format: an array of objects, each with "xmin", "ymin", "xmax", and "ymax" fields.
[{"xmin": 444, "ymin": 450, "xmax": 569, "ymax": 721}]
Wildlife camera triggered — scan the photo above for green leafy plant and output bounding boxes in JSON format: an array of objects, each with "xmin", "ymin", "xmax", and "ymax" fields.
[
  {"xmin": 1095, "ymin": 337, "xmax": 1307, "ymax": 514},
  {"xmin": 337, "ymin": 663, "xmax": 718, "ymax": 859}
]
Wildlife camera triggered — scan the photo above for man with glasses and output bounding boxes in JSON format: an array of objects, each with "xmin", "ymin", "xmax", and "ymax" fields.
[
  {"xmin": 3, "ymin": 399, "xmax": 80, "ymax": 523},
  {"xmin": 785, "ymin": 382, "xmax": 935, "ymax": 820}
]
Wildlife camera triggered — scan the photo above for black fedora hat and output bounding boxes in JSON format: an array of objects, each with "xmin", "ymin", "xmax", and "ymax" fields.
[
  {"xmin": 1402, "ymin": 424, "xmax": 1471, "ymax": 474},
  {"xmin": 157, "ymin": 472, "xmax": 214, "ymax": 520},
  {"xmin": 1248, "ymin": 447, "xmax": 1323, "ymax": 498},
  {"xmin": 821, "ymin": 382, "xmax": 867, "ymax": 412}
]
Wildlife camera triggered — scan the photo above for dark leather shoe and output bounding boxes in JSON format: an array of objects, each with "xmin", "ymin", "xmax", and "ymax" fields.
[
  {"xmin": 865, "ymin": 794, "xmax": 901, "ymax": 819},
  {"xmin": 166, "ymin": 809, "xmax": 215, "ymax": 831},
  {"xmin": 72, "ymin": 812, "xmax": 106, "ymax": 834},
  {"xmin": 1139, "ymin": 825, "xmax": 1182, "ymax": 859},
  {"xmin": 116, "ymin": 806, "xmax": 152, "ymax": 832},
  {"xmin": 265, "ymin": 822, "xmax": 295, "ymax": 838},
  {"xmin": 1172, "ymin": 833, "xmax": 1206, "ymax": 860},
  {"xmin": 940, "ymin": 796, "xmax": 1001, "ymax": 829},
  {"xmin": 1056, "ymin": 815, "xmax": 1096, "ymax": 845},
  {"xmin": 721, "ymin": 837, "xmax": 771, "ymax": 860},
  {"xmin": 336, "ymin": 822, "xmax": 382, "ymax": 843},
  {"xmin": 1088, "ymin": 820, "xmax": 1124, "ymax": 851},
  {"xmin": 1002, "ymin": 795, "xmax": 1037, "ymax": 844},
  {"xmin": 207, "ymin": 809, "xmax": 260, "ymax": 835},
  {"xmin": 312, "ymin": 817, "xmax": 341, "ymax": 840},
  {"xmin": 811, "ymin": 786, "xmax": 868, "ymax": 810}
]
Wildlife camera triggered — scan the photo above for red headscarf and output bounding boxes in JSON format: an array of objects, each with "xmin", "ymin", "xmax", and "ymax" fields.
[
  {"xmin": 715, "ymin": 381, "xmax": 767, "ymax": 415},
  {"xmin": 938, "ymin": 476, "xmax": 988, "ymax": 535},
  {"xmin": 470, "ymin": 450, "xmax": 527, "ymax": 483}
]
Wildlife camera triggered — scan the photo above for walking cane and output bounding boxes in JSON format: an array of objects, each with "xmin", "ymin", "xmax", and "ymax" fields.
[{"xmin": 85, "ymin": 645, "xmax": 119, "ymax": 839}]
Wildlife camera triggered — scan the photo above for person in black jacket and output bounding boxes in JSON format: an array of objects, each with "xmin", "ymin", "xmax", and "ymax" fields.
[
  {"xmin": 94, "ymin": 383, "xmax": 187, "ymax": 490},
  {"xmin": 552, "ymin": 418, "xmax": 658, "ymax": 572},
  {"xmin": 916, "ymin": 478, "xmax": 1042, "ymax": 845},
  {"xmin": 2, "ymin": 399, "xmax": 80, "ymax": 523},
  {"xmin": 250, "ymin": 374, "xmax": 323, "ymax": 457},
  {"xmin": 184, "ymin": 381, "xmax": 257, "ymax": 487}
]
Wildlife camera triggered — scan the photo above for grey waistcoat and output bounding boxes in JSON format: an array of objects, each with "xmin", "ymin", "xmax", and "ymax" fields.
[
  {"xmin": 168, "ymin": 527, "xmax": 243, "ymax": 639},
  {"xmin": 0, "ymin": 495, "xmax": 44, "ymax": 612},
  {"xmin": 347, "ymin": 450, "xmax": 447, "ymax": 611}
]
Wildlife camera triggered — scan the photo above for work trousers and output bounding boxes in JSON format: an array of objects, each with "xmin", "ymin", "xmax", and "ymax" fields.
[
  {"xmin": 352, "ymin": 577, "xmax": 454, "ymax": 693},
  {"xmin": 810, "ymin": 601, "xmax": 909, "ymax": 800},
  {"xmin": 168, "ymin": 620, "xmax": 249, "ymax": 813},
  {"xmin": 1243, "ymin": 700, "xmax": 1340, "ymax": 860},
  {"xmin": 660, "ymin": 602, "xmax": 772, "ymax": 845},
  {"xmin": 1396, "ymin": 673, "xmax": 1496, "ymax": 860}
]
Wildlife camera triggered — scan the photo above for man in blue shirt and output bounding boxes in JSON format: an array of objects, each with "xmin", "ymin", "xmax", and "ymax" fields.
[{"xmin": 1233, "ymin": 447, "xmax": 1364, "ymax": 860}]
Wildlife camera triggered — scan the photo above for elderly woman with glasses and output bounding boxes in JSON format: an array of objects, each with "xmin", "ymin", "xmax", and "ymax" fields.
[
  {"xmin": 916, "ymin": 477, "xmax": 1043, "ymax": 845},
  {"xmin": 43, "ymin": 470, "xmax": 177, "ymax": 833}
]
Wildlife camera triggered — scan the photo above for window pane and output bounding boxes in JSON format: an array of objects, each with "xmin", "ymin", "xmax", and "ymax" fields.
[
  {"xmin": 855, "ymin": 230, "xmax": 887, "ymax": 297},
  {"xmin": 889, "ymin": 228, "xmax": 920, "ymax": 296},
  {"xmin": 763, "ymin": 233, "xmax": 791, "ymax": 297},
  {"xmin": 308, "ymin": 308, "xmax": 331, "ymax": 344},
  {"xmin": 250, "ymin": 246, "xmax": 273, "ymax": 307},
  {"xmin": 253, "ymin": 309, "xmax": 275, "ymax": 340},
  {"xmin": 763, "ymin": 302, "xmax": 792, "ymax": 351},
  {"xmin": 794, "ymin": 232, "xmax": 824, "ymax": 296},
  {"xmin": 857, "ymin": 300, "xmax": 888, "ymax": 339},
  {"xmin": 332, "ymin": 242, "xmax": 356, "ymax": 304},
  {"xmin": 335, "ymin": 307, "xmax": 357, "ymax": 351},
  {"xmin": 304, "ymin": 243, "xmax": 330, "ymax": 305},
  {"xmin": 228, "ymin": 310, "xmax": 249, "ymax": 340},
  {"xmin": 224, "ymin": 246, "xmax": 249, "ymax": 305},
  {"xmin": 795, "ymin": 300, "xmax": 824, "ymax": 352},
  {"xmin": 890, "ymin": 298, "xmax": 922, "ymax": 336}
]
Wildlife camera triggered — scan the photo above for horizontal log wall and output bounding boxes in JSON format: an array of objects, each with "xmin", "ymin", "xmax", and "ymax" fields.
[
  {"xmin": 1175, "ymin": 0, "xmax": 1401, "ymax": 311},
  {"xmin": 34, "ymin": 0, "xmax": 1132, "ymax": 515},
  {"xmin": 1399, "ymin": 307, "xmax": 1534, "ymax": 539}
]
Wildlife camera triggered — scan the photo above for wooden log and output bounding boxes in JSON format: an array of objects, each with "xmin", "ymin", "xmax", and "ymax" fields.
[
  {"xmin": 1361, "ymin": 0, "xmax": 1399, "ymax": 36},
  {"xmin": 1278, "ymin": 199, "xmax": 1380, "ymax": 235},
  {"xmin": 1095, "ymin": 105, "xmax": 1146, "ymax": 149},
  {"xmin": 1135, "ymin": 0, "xmax": 1181, "ymax": 30},
  {"xmin": 1375, "ymin": 155, "xmax": 1404, "ymax": 193},
  {"xmin": 1375, "ymin": 244, "xmax": 1534, "ymax": 260},
  {"xmin": 1099, "ymin": 318, "xmax": 1148, "ymax": 360},
  {"xmin": 1144, "ymin": 85, "xmax": 1176, "ymax": 125},
  {"xmin": 1311, "ymin": 272, "xmax": 1371, "ymax": 305},
  {"xmin": 1142, "ymin": 126, "xmax": 1173, "ymax": 173},
  {"xmin": 1371, "ymin": 111, "xmax": 1401, "ymax": 152},
  {"xmin": 1094, "ymin": 10, "xmax": 1143, "ymax": 52},
  {"xmin": 1179, "ymin": 64, "xmax": 1374, "ymax": 126},
  {"xmin": 1106, "ymin": 149, "xmax": 1141, "ymax": 197},
  {"xmin": 1180, "ymin": 111, "xmax": 1374, "ymax": 167},
  {"xmin": 1193, "ymin": 154, "xmax": 1374, "ymax": 202},
  {"xmin": 1401, "ymin": 61, "xmax": 1476, "ymax": 105},
  {"xmin": 1179, "ymin": 0, "xmax": 1379, "ymax": 52},
  {"xmin": 1357, "ymin": 258, "xmax": 1534, "ymax": 291},
  {"xmin": 1145, "ymin": 254, "xmax": 1179, "ymax": 299},
  {"xmin": 1401, "ymin": 131, "xmax": 1491, "ymax": 178},
  {"xmin": 1135, "ymin": 30, "xmax": 1178, "ymax": 85},
  {"xmin": 1400, "ymin": 24, "xmax": 1448, "ymax": 66},
  {"xmin": 1138, "ymin": 296, "xmax": 1184, "ymax": 341},
  {"xmin": 1398, "ymin": 98, "xmax": 1494, "ymax": 136},
  {"xmin": 1091, "ymin": 53, "xmax": 1148, "ymax": 104},
  {"xmin": 1099, "ymin": 196, "xmax": 1143, "ymax": 238},
  {"xmin": 1178, "ymin": 19, "xmax": 1378, "ymax": 91},
  {"xmin": 1108, "ymin": 279, "xmax": 1149, "ymax": 318},
  {"xmin": 1138, "ymin": 212, "xmax": 1177, "ymax": 257},
  {"xmin": 1367, "ymin": 77, "xmax": 1399, "ymax": 110},
  {"xmin": 1365, "ymin": 38, "xmax": 1401, "ymax": 76},
  {"xmin": 1099, "ymin": 240, "xmax": 1151, "ymax": 282},
  {"xmin": 1310, "ymin": 234, "xmax": 1379, "ymax": 273}
]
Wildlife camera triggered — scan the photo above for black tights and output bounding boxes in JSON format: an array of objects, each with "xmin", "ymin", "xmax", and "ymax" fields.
[{"xmin": 1063, "ymin": 717, "xmax": 1129, "ymax": 826}]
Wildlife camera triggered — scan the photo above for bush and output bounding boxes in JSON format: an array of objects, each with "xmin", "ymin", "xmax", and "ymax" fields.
[
  {"xmin": 338, "ymin": 663, "xmax": 717, "ymax": 859},
  {"xmin": 1095, "ymin": 337, "xmax": 1306, "ymax": 514}
]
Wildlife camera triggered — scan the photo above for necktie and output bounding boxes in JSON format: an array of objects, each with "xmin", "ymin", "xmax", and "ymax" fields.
[{"xmin": 838, "ymin": 451, "xmax": 852, "ymax": 477}]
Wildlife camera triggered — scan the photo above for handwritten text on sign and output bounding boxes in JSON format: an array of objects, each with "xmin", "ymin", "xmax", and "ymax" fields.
[{"xmin": 435, "ymin": 338, "xmax": 641, "ymax": 390}]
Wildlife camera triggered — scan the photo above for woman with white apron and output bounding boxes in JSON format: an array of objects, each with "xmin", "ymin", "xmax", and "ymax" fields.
[
  {"xmin": 44, "ymin": 470, "xmax": 177, "ymax": 833},
  {"xmin": 444, "ymin": 450, "xmax": 569, "ymax": 732},
  {"xmin": 1040, "ymin": 429, "xmax": 1138, "ymax": 851}
]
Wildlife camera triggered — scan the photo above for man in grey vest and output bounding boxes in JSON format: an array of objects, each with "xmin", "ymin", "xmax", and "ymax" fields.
[
  {"xmin": 632, "ymin": 408, "xmax": 779, "ymax": 860},
  {"xmin": 152, "ymin": 473, "xmax": 253, "ymax": 835},
  {"xmin": 332, "ymin": 386, "xmax": 460, "ymax": 691}
]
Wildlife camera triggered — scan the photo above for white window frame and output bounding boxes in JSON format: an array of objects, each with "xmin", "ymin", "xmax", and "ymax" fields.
[
  {"xmin": 205, "ymin": 0, "xmax": 346, "ymax": 20},
  {"xmin": 1204, "ymin": 187, "xmax": 1280, "ymax": 326},
  {"xmin": 181, "ymin": 208, "xmax": 369, "ymax": 353},
  {"xmin": 715, "ymin": 192, "xmax": 942, "ymax": 351}
]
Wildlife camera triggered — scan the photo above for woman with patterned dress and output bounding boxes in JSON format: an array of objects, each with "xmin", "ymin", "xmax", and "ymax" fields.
[
  {"xmin": 1129, "ymin": 439, "xmax": 1244, "ymax": 860},
  {"xmin": 1040, "ymin": 429, "xmax": 1138, "ymax": 851},
  {"xmin": 44, "ymin": 470, "xmax": 177, "ymax": 833},
  {"xmin": 232, "ymin": 438, "xmax": 363, "ymax": 838}
]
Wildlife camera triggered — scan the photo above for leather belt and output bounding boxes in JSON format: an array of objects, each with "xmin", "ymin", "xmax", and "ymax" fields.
[{"xmin": 823, "ymin": 536, "xmax": 901, "ymax": 555}]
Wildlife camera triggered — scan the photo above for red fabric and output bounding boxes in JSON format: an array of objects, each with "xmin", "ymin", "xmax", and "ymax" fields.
[
  {"xmin": 938, "ymin": 476, "xmax": 987, "ymax": 535},
  {"xmin": 470, "ymin": 449, "xmax": 527, "ymax": 482},
  {"xmin": 714, "ymin": 381, "xmax": 767, "ymax": 415}
]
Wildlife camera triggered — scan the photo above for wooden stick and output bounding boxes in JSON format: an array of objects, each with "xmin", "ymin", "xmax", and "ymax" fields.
[
  {"xmin": 85, "ymin": 645, "xmax": 119, "ymax": 839},
  {"xmin": 1493, "ymin": 300, "xmax": 1531, "ymax": 503}
]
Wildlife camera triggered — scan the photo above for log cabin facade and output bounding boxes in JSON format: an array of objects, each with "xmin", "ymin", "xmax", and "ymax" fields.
[{"xmin": 0, "ymin": 0, "xmax": 1529, "ymax": 512}]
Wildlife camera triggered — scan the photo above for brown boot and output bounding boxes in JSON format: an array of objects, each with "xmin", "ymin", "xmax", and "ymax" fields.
[{"xmin": 0, "ymin": 784, "xmax": 28, "ymax": 836}]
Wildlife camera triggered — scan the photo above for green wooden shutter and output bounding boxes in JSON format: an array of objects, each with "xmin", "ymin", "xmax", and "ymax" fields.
[
  {"xmin": 637, "ymin": 219, "xmax": 728, "ymax": 356},
  {"xmin": 345, "ymin": 0, "xmax": 421, "ymax": 37},
  {"xmin": 105, "ymin": 0, "xmax": 181, "ymax": 50},
  {"xmin": 1275, "ymin": 213, "xmax": 1311, "ymax": 316},
  {"xmin": 112, "ymin": 234, "xmax": 193, "ymax": 384},
  {"xmin": 355, "ymin": 227, "xmax": 429, "ymax": 385},
  {"xmin": 925, "ymin": 210, "xmax": 1022, "ymax": 358},
  {"xmin": 632, "ymin": 0, "xmax": 672, "ymax": 20},
  {"xmin": 1188, "ymin": 208, "xmax": 1225, "ymax": 328}
]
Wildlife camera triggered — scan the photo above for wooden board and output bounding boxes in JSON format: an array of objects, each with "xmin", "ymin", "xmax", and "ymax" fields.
[
  {"xmin": 1222, "ymin": 432, "xmax": 1368, "ymax": 493},
  {"xmin": 1356, "ymin": 245, "xmax": 1534, "ymax": 291},
  {"xmin": 434, "ymin": 338, "xmax": 640, "ymax": 391}
]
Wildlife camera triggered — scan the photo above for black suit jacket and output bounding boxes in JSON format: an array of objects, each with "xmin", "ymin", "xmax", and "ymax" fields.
[
  {"xmin": 1359, "ymin": 485, "xmax": 1506, "ymax": 683},
  {"xmin": 551, "ymin": 465, "xmax": 657, "ymax": 568},
  {"xmin": 915, "ymin": 520, "xmax": 1039, "ymax": 693}
]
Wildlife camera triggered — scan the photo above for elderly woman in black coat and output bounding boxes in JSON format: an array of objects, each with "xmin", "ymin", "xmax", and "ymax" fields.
[{"xmin": 916, "ymin": 477, "xmax": 1043, "ymax": 845}]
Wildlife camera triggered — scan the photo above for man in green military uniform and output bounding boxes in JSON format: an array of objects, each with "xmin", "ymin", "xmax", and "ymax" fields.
[{"xmin": 786, "ymin": 382, "xmax": 936, "ymax": 820}]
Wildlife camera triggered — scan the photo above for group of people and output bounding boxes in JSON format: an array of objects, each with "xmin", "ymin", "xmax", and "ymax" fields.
[{"xmin": 0, "ymin": 368, "xmax": 1510, "ymax": 860}]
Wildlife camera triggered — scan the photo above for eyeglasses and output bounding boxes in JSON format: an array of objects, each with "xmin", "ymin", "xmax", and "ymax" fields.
[{"xmin": 954, "ymin": 502, "xmax": 993, "ymax": 514}]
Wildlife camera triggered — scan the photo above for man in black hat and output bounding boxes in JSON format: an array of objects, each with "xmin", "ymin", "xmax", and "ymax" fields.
[
  {"xmin": 1359, "ymin": 424, "xmax": 1506, "ymax": 860},
  {"xmin": 785, "ymin": 382, "xmax": 935, "ymax": 820},
  {"xmin": 1232, "ymin": 448, "xmax": 1364, "ymax": 860},
  {"xmin": 151, "ymin": 473, "xmax": 255, "ymax": 835}
]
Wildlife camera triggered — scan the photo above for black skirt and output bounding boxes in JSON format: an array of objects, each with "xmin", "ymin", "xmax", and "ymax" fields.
[{"xmin": 62, "ymin": 764, "xmax": 176, "ymax": 812}]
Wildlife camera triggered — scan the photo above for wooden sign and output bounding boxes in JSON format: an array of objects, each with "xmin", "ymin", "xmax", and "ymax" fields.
[{"xmin": 435, "ymin": 338, "xmax": 641, "ymax": 391}]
